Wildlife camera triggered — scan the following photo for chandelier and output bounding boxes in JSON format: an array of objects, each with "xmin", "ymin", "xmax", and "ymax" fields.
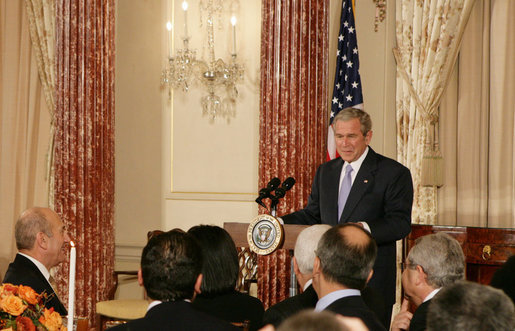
[{"xmin": 162, "ymin": 0, "xmax": 244, "ymax": 121}]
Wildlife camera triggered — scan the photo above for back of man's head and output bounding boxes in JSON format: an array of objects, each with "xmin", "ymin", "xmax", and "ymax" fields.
[
  {"xmin": 408, "ymin": 232, "xmax": 465, "ymax": 288},
  {"xmin": 294, "ymin": 225, "xmax": 331, "ymax": 275},
  {"xmin": 15, "ymin": 207, "xmax": 54, "ymax": 250},
  {"xmin": 316, "ymin": 224, "xmax": 377, "ymax": 290},
  {"xmin": 427, "ymin": 280, "xmax": 515, "ymax": 330},
  {"xmin": 141, "ymin": 229, "xmax": 203, "ymax": 301}
]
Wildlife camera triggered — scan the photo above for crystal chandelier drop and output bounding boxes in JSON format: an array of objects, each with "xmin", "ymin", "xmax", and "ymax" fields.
[{"xmin": 161, "ymin": 0, "xmax": 244, "ymax": 121}]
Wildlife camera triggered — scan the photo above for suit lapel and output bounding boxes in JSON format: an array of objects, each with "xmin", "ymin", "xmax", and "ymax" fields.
[
  {"xmin": 327, "ymin": 159, "xmax": 344, "ymax": 225},
  {"xmin": 16, "ymin": 255, "xmax": 67, "ymax": 314},
  {"xmin": 339, "ymin": 148, "xmax": 378, "ymax": 223}
]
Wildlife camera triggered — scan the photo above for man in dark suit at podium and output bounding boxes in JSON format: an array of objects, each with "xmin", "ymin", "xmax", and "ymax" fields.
[
  {"xmin": 3, "ymin": 207, "xmax": 69, "ymax": 316},
  {"xmin": 282, "ymin": 107, "xmax": 413, "ymax": 326}
]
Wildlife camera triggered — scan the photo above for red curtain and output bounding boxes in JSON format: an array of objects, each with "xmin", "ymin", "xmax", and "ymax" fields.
[
  {"xmin": 258, "ymin": 0, "xmax": 329, "ymax": 308},
  {"xmin": 53, "ymin": 0, "xmax": 115, "ymax": 324}
]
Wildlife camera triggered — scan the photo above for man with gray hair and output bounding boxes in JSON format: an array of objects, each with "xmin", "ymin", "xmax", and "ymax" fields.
[
  {"xmin": 391, "ymin": 232, "xmax": 465, "ymax": 331},
  {"xmin": 263, "ymin": 224, "xmax": 331, "ymax": 327},
  {"xmin": 3, "ymin": 207, "xmax": 70, "ymax": 315},
  {"xmin": 427, "ymin": 280, "xmax": 515, "ymax": 330}
]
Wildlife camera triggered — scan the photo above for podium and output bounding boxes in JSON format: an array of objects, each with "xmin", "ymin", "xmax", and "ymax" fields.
[{"xmin": 224, "ymin": 222, "xmax": 309, "ymax": 308}]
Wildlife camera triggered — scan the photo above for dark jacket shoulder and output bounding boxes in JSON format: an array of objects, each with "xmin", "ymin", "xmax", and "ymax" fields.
[{"xmin": 263, "ymin": 285, "xmax": 318, "ymax": 327}]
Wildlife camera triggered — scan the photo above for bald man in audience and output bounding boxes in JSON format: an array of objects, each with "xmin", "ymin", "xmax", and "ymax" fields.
[
  {"xmin": 263, "ymin": 225, "xmax": 331, "ymax": 327},
  {"xmin": 3, "ymin": 207, "xmax": 70, "ymax": 315},
  {"xmin": 313, "ymin": 223, "xmax": 385, "ymax": 331},
  {"xmin": 391, "ymin": 232, "xmax": 465, "ymax": 331},
  {"xmin": 427, "ymin": 281, "xmax": 515, "ymax": 330}
]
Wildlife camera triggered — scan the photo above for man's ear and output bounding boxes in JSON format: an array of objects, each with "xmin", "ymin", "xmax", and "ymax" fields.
[
  {"xmin": 137, "ymin": 268, "xmax": 143, "ymax": 287},
  {"xmin": 293, "ymin": 257, "xmax": 300, "ymax": 274},
  {"xmin": 194, "ymin": 274, "xmax": 203, "ymax": 294},
  {"xmin": 312, "ymin": 256, "xmax": 321, "ymax": 275},
  {"xmin": 366, "ymin": 269, "xmax": 374, "ymax": 284},
  {"xmin": 365, "ymin": 130, "xmax": 373, "ymax": 145},
  {"xmin": 415, "ymin": 265, "xmax": 427, "ymax": 285},
  {"xmin": 36, "ymin": 232, "xmax": 47, "ymax": 250}
]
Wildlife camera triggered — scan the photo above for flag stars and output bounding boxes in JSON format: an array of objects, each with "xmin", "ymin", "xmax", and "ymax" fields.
[
  {"xmin": 353, "ymin": 48, "xmax": 358, "ymax": 54},
  {"xmin": 345, "ymin": 74, "xmax": 348, "ymax": 81},
  {"xmin": 330, "ymin": 111, "xmax": 335, "ymax": 118},
  {"xmin": 348, "ymin": 27, "xmax": 354, "ymax": 34},
  {"xmin": 332, "ymin": 97, "xmax": 338, "ymax": 104},
  {"xmin": 338, "ymin": 34, "xmax": 344, "ymax": 41},
  {"xmin": 346, "ymin": 94, "xmax": 353, "ymax": 101},
  {"xmin": 340, "ymin": 70, "xmax": 343, "ymax": 75},
  {"xmin": 336, "ymin": 83, "xmax": 341, "ymax": 89},
  {"xmin": 342, "ymin": 55, "xmax": 347, "ymax": 61},
  {"xmin": 351, "ymin": 81, "xmax": 359, "ymax": 88},
  {"xmin": 343, "ymin": 21, "xmax": 349, "ymax": 28},
  {"xmin": 338, "ymin": 102, "xmax": 343, "ymax": 109},
  {"xmin": 337, "ymin": 49, "xmax": 340, "ymax": 57},
  {"xmin": 346, "ymin": 61, "xmax": 353, "ymax": 68}
]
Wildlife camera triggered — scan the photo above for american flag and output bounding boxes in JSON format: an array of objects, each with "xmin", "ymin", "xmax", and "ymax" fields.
[{"xmin": 327, "ymin": 0, "xmax": 363, "ymax": 160}]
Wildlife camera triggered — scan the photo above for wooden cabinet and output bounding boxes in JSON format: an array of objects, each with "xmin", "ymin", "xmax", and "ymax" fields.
[{"xmin": 405, "ymin": 225, "xmax": 515, "ymax": 284}]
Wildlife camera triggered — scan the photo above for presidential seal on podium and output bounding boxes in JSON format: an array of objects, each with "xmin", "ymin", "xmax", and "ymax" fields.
[{"xmin": 247, "ymin": 214, "xmax": 284, "ymax": 255}]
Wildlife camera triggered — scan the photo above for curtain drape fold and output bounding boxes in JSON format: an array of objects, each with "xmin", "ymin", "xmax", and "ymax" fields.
[
  {"xmin": 24, "ymin": 0, "xmax": 57, "ymax": 203},
  {"xmin": 53, "ymin": 0, "xmax": 115, "ymax": 323},
  {"xmin": 258, "ymin": 0, "xmax": 328, "ymax": 308},
  {"xmin": 0, "ymin": 0, "xmax": 52, "ymax": 278},
  {"xmin": 438, "ymin": 0, "xmax": 515, "ymax": 228},
  {"xmin": 395, "ymin": 0, "xmax": 476, "ymax": 224}
]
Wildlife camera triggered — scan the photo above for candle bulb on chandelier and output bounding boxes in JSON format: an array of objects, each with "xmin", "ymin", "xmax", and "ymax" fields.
[
  {"xmin": 231, "ymin": 15, "xmax": 237, "ymax": 56},
  {"xmin": 182, "ymin": 1, "xmax": 188, "ymax": 38},
  {"xmin": 166, "ymin": 21, "xmax": 173, "ymax": 58}
]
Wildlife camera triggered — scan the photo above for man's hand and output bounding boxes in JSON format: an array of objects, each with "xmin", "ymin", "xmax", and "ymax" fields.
[{"xmin": 391, "ymin": 299, "xmax": 413, "ymax": 331}]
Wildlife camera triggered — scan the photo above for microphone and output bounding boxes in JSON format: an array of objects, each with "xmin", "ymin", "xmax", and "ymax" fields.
[
  {"xmin": 255, "ymin": 177, "xmax": 281, "ymax": 207},
  {"xmin": 274, "ymin": 177, "xmax": 296, "ymax": 199}
]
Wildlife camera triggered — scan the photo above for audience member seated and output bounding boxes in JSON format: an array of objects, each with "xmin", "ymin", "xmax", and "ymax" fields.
[
  {"xmin": 263, "ymin": 225, "xmax": 330, "ymax": 327},
  {"xmin": 110, "ymin": 229, "xmax": 238, "ymax": 331},
  {"xmin": 278, "ymin": 310, "xmax": 367, "ymax": 331},
  {"xmin": 391, "ymin": 232, "xmax": 465, "ymax": 331},
  {"xmin": 313, "ymin": 223, "xmax": 385, "ymax": 331},
  {"xmin": 3, "ymin": 207, "xmax": 70, "ymax": 315},
  {"xmin": 427, "ymin": 280, "xmax": 515, "ymax": 331},
  {"xmin": 188, "ymin": 225, "xmax": 264, "ymax": 330},
  {"xmin": 490, "ymin": 255, "xmax": 515, "ymax": 305},
  {"xmin": 262, "ymin": 223, "xmax": 384, "ymax": 328}
]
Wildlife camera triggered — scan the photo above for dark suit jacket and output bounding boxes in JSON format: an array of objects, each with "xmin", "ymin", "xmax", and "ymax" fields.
[
  {"xmin": 3, "ymin": 254, "xmax": 67, "ymax": 316},
  {"xmin": 410, "ymin": 300, "xmax": 430, "ymax": 331},
  {"xmin": 263, "ymin": 284, "xmax": 318, "ymax": 327},
  {"xmin": 192, "ymin": 290, "xmax": 264, "ymax": 331},
  {"xmin": 263, "ymin": 284, "xmax": 384, "ymax": 328},
  {"xmin": 110, "ymin": 301, "xmax": 239, "ymax": 331},
  {"xmin": 282, "ymin": 147, "xmax": 413, "ymax": 305},
  {"xmin": 325, "ymin": 295, "xmax": 386, "ymax": 331}
]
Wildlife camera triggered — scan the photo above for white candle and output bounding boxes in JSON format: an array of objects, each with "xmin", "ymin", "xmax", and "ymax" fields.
[
  {"xmin": 166, "ymin": 21, "xmax": 173, "ymax": 58},
  {"xmin": 67, "ymin": 241, "xmax": 76, "ymax": 331},
  {"xmin": 231, "ymin": 15, "xmax": 237, "ymax": 55},
  {"xmin": 182, "ymin": 1, "xmax": 188, "ymax": 38}
]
